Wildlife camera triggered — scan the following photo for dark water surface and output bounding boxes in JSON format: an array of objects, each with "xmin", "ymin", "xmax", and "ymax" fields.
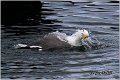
[{"xmin": 1, "ymin": 1, "xmax": 119, "ymax": 79}]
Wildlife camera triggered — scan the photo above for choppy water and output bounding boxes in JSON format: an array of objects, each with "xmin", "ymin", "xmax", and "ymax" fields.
[{"xmin": 1, "ymin": 0, "xmax": 119, "ymax": 79}]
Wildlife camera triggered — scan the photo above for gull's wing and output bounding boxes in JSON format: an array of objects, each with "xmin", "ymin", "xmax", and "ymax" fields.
[{"xmin": 28, "ymin": 33, "xmax": 71, "ymax": 49}]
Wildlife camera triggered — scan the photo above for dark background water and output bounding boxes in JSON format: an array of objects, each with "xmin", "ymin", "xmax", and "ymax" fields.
[{"xmin": 1, "ymin": 0, "xmax": 119, "ymax": 79}]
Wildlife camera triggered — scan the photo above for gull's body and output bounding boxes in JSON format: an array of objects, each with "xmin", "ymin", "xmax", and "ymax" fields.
[{"xmin": 15, "ymin": 29, "xmax": 91, "ymax": 50}]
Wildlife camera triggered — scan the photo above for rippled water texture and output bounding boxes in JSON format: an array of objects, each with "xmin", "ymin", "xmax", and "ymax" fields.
[{"xmin": 1, "ymin": 0, "xmax": 119, "ymax": 79}]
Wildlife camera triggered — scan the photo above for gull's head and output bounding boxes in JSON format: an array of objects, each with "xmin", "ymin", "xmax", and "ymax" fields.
[
  {"xmin": 81, "ymin": 29, "xmax": 89, "ymax": 40},
  {"xmin": 67, "ymin": 29, "xmax": 90, "ymax": 46},
  {"xmin": 76, "ymin": 29, "xmax": 89, "ymax": 40}
]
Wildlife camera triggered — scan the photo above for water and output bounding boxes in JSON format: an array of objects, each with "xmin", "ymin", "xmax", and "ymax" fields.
[{"xmin": 1, "ymin": 0, "xmax": 119, "ymax": 79}]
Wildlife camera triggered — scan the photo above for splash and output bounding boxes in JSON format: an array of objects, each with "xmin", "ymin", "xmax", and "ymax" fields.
[{"xmin": 81, "ymin": 36, "xmax": 101, "ymax": 50}]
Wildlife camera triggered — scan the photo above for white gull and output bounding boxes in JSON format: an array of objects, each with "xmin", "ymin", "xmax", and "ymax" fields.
[{"xmin": 15, "ymin": 29, "xmax": 92, "ymax": 50}]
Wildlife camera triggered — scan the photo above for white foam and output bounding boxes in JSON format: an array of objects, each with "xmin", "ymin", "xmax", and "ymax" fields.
[
  {"xmin": 14, "ymin": 44, "xmax": 27, "ymax": 48},
  {"xmin": 29, "ymin": 46, "xmax": 42, "ymax": 48},
  {"xmin": 38, "ymin": 49, "xmax": 43, "ymax": 51}
]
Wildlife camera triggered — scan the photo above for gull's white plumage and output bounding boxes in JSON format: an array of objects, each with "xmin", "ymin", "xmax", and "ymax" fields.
[{"xmin": 67, "ymin": 29, "xmax": 89, "ymax": 46}]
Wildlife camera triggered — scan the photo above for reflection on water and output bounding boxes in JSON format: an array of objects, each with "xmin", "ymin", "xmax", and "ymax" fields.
[{"xmin": 1, "ymin": 0, "xmax": 119, "ymax": 79}]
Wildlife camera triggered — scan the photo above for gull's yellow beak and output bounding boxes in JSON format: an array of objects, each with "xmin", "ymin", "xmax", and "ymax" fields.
[{"xmin": 82, "ymin": 32, "xmax": 88, "ymax": 40}]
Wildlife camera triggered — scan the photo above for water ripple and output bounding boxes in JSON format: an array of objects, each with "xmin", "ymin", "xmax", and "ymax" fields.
[{"xmin": 1, "ymin": 1, "xmax": 119, "ymax": 79}]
